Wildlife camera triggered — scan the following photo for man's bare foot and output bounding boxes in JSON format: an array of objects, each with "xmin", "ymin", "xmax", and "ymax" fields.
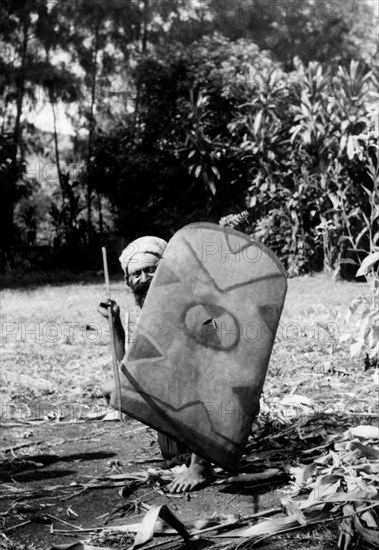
[{"xmin": 168, "ymin": 453, "xmax": 213, "ymax": 493}]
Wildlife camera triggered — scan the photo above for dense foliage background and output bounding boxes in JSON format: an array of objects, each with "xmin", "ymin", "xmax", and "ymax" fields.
[{"xmin": 0, "ymin": 0, "xmax": 378, "ymax": 276}]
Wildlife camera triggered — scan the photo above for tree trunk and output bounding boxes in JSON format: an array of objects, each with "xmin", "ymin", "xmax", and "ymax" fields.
[
  {"xmin": 3, "ymin": 15, "xmax": 29, "ymax": 246},
  {"xmin": 132, "ymin": 0, "xmax": 149, "ymax": 135},
  {"xmin": 0, "ymin": 85, "xmax": 11, "ymax": 137},
  {"xmin": 50, "ymin": 93, "xmax": 65, "ymax": 207},
  {"xmin": 86, "ymin": 14, "xmax": 100, "ymax": 245},
  {"xmin": 12, "ymin": 19, "xmax": 28, "ymax": 177},
  {"xmin": 141, "ymin": 0, "xmax": 149, "ymax": 54},
  {"xmin": 97, "ymin": 187, "xmax": 103, "ymax": 237}
]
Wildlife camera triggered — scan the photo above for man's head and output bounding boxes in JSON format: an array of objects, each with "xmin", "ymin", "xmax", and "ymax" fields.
[{"xmin": 119, "ymin": 236, "xmax": 167, "ymax": 308}]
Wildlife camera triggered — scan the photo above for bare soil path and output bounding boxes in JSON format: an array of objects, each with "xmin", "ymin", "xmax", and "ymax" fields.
[{"xmin": 0, "ymin": 418, "xmax": 287, "ymax": 548}]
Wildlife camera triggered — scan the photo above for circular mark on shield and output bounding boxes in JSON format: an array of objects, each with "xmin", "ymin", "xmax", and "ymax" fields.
[{"xmin": 184, "ymin": 303, "xmax": 239, "ymax": 350}]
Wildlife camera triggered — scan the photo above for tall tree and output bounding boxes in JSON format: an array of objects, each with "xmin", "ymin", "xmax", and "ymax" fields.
[
  {"xmin": 206, "ymin": 0, "xmax": 378, "ymax": 69},
  {"xmin": 0, "ymin": 0, "xmax": 43, "ymax": 245}
]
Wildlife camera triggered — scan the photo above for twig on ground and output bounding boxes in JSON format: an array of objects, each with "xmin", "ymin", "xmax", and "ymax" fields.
[
  {"xmin": 5, "ymin": 520, "xmax": 31, "ymax": 531},
  {"xmin": 50, "ymin": 527, "xmax": 103, "ymax": 534},
  {"xmin": 241, "ymin": 507, "xmax": 282, "ymax": 522},
  {"xmin": 225, "ymin": 490, "xmax": 242, "ymax": 505},
  {"xmin": 0, "ymin": 440, "xmax": 45, "ymax": 453},
  {"xmin": 134, "ymin": 457, "xmax": 165, "ymax": 464},
  {"xmin": 46, "ymin": 514, "xmax": 85, "ymax": 530},
  {"xmin": 60, "ymin": 487, "xmax": 89, "ymax": 501}
]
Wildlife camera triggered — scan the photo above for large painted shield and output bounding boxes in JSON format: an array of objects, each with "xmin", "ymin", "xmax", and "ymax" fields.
[{"xmin": 120, "ymin": 223, "xmax": 287, "ymax": 470}]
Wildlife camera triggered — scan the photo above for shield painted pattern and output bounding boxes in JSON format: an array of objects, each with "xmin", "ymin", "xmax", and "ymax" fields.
[{"xmin": 120, "ymin": 223, "xmax": 287, "ymax": 470}]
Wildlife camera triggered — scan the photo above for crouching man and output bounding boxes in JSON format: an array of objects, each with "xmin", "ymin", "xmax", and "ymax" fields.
[{"xmin": 98, "ymin": 236, "xmax": 213, "ymax": 493}]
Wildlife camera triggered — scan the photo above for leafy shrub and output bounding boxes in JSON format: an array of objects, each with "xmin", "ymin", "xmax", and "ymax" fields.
[
  {"xmin": 341, "ymin": 252, "xmax": 379, "ymax": 361},
  {"xmin": 340, "ymin": 156, "xmax": 379, "ymax": 361},
  {"xmin": 252, "ymin": 208, "xmax": 313, "ymax": 276},
  {"xmin": 90, "ymin": 35, "xmax": 377, "ymax": 279}
]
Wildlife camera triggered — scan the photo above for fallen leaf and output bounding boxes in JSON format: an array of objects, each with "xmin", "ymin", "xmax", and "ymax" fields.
[
  {"xmin": 358, "ymin": 507, "xmax": 378, "ymax": 529},
  {"xmin": 192, "ymin": 514, "xmax": 240, "ymax": 534},
  {"xmin": 51, "ymin": 544, "xmax": 112, "ymax": 550},
  {"xmin": 289, "ymin": 462, "xmax": 318, "ymax": 495},
  {"xmin": 353, "ymin": 509, "xmax": 379, "ymax": 546},
  {"xmin": 345, "ymin": 425, "xmax": 379, "ymax": 440},
  {"xmin": 132, "ymin": 505, "xmax": 189, "ymax": 548},
  {"xmin": 318, "ymin": 488, "xmax": 378, "ymax": 503},
  {"xmin": 277, "ymin": 396, "xmax": 316, "ymax": 420},
  {"xmin": 307, "ymin": 474, "xmax": 342, "ymax": 504},
  {"xmin": 215, "ymin": 469, "xmax": 281, "ymax": 484},
  {"xmin": 101, "ymin": 410, "xmax": 121, "ymax": 422},
  {"xmin": 346, "ymin": 441, "xmax": 379, "ymax": 460},
  {"xmin": 281, "ymin": 498, "xmax": 307, "ymax": 525},
  {"xmin": 86, "ymin": 410, "xmax": 109, "ymax": 421},
  {"xmin": 216, "ymin": 510, "xmax": 328, "ymax": 538},
  {"xmin": 338, "ymin": 504, "xmax": 355, "ymax": 550}
]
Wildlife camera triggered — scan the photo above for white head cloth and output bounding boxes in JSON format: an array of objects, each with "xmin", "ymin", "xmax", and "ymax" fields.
[{"xmin": 119, "ymin": 236, "xmax": 168, "ymax": 275}]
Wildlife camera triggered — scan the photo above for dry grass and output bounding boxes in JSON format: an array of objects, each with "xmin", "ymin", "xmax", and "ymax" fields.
[
  {"xmin": 0, "ymin": 278, "xmax": 133, "ymax": 420},
  {"xmin": 0, "ymin": 273, "xmax": 376, "ymax": 421},
  {"xmin": 265, "ymin": 274, "xmax": 376, "ymax": 415}
]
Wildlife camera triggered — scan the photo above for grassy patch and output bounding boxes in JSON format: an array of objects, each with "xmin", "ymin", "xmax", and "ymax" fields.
[
  {"xmin": 0, "ymin": 273, "xmax": 376, "ymax": 420},
  {"xmin": 265, "ymin": 274, "xmax": 376, "ymax": 416}
]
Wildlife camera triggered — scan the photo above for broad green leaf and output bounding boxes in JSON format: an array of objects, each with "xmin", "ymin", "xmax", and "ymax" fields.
[
  {"xmin": 208, "ymin": 180, "xmax": 216, "ymax": 195},
  {"xmin": 194, "ymin": 165, "xmax": 202, "ymax": 179},
  {"xmin": 211, "ymin": 165, "xmax": 220, "ymax": 179},
  {"xmin": 339, "ymin": 259, "xmax": 357, "ymax": 265},
  {"xmin": 347, "ymin": 136, "xmax": 356, "ymax": 159},
  {"xmin": 254, "ymin": 110, "xmax": 263, "ymax": 135},
  {"xmin": 356, "ymin": 252, "xmax": 379, "ymax": 277}
]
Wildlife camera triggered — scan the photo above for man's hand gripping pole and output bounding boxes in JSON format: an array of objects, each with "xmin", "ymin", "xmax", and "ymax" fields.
[{"xmin": 102, "ymin": 247, "xmax": 123, "ymax": 421}]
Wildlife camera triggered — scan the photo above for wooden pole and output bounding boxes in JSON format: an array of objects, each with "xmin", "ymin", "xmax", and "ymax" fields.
[
  {"xmin": 101, "ymin": 247, "xmax": 122, "ymax": 421},
  {"xmin": 124, "ymin": 311, "xmax": 130, "ymax": 355}
]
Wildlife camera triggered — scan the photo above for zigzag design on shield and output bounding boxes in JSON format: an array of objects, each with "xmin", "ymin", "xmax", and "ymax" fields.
[
  {"xmin": 153, "ymin": 261, "xmax": 181, "ymax": 287},
  {"xmin": 183, "ymin": 236, "xmax": 284, "ymax": 294},
  {"xmin": 127, "ymin": 331, "xmax": 165, "ymax": 362},
  {"xmin": 120, "ymin": 363, "xmax": 243, "ymax": 450}
]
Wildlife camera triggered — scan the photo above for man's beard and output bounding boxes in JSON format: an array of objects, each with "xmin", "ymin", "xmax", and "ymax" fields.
[{"xmin": 131, "ymin": 282, "xmax": 150, "ymax": 308}]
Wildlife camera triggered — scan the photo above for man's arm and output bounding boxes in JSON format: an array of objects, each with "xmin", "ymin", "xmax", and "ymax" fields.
[{"xmin": 97, "ymin": 300, "xmax": 125, "ymax": 362}]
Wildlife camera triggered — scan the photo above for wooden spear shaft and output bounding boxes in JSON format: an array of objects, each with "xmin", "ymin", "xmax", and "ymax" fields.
[
  {"xmin": 102, "ymin": 247, "xmax": 122, "ymax": 421},
  {"xmin": 124, "ymin": 311, "xmax": 130, "ymax": 356}
]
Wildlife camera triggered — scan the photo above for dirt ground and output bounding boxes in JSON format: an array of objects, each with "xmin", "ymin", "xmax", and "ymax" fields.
[{"xmin": 0, "ymin": 415, "xmax": 349, "ymax": 550}]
